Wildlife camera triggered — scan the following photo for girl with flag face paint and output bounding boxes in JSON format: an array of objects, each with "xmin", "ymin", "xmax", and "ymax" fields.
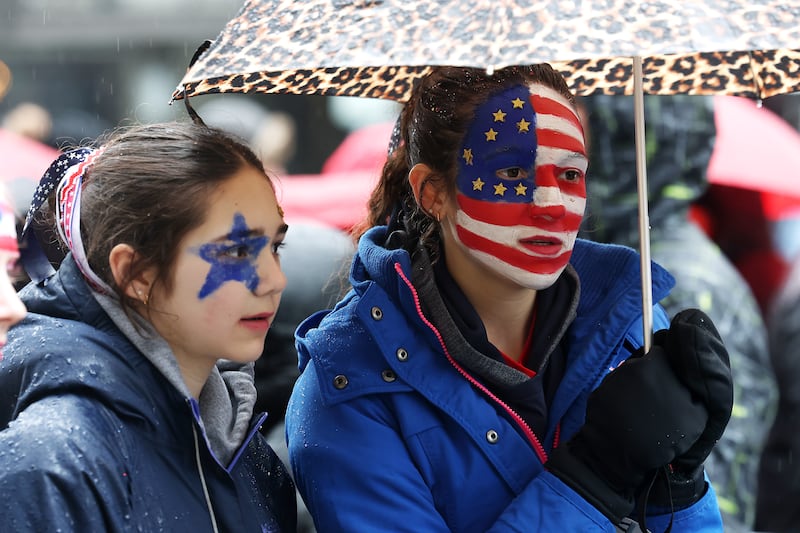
[
  {"xmin": 0, "ymin": 122, "xmax": 297, "ymax": 532},
  {"xmin": 286, "ymin": 65, "xmax": 733, "ymax": 532}
]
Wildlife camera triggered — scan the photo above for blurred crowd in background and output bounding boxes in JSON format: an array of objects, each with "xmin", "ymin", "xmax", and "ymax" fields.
[{"xmin": 4, "ymin": 2, "xmax": 800, "ymax": 531}]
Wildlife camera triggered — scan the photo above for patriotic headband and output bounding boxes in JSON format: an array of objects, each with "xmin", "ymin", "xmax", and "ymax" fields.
[{"xmin": 21, "ymin": 147, "xmax": 112, "ymax": 293}]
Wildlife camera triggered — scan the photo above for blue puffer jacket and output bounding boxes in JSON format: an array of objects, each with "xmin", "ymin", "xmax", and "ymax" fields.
[
  {"xmin": 286, "ymin": 226, "xmax": 724, "ymax": 532},
  {"xmin": 0, "ymin": 256, "xmax": 296, "ymax": 532}
]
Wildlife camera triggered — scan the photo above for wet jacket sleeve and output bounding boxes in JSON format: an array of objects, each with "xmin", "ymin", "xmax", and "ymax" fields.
[{"xmin": 0, "ymin": 396, "xmax": 133, "ymax": 532}]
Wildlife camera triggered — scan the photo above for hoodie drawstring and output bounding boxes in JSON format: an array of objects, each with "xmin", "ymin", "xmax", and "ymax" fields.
[{"xmin": 193, "ymin": 425, "xmax": 220, "ymax": 533}]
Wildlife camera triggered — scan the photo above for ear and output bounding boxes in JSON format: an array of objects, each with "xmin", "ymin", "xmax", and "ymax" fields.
[
  {"xmin": 408, "ymin": 163, "xmax": 447, "ymax": 217},
  {"xmin": 109, "ymin": 243, "xmax": 153, "ymax": 303}
]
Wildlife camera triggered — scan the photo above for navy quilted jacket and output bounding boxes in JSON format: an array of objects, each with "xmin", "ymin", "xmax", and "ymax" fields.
[{"xmin": 0, "ymin": 256, "xmax": 297, "ymax": 532}]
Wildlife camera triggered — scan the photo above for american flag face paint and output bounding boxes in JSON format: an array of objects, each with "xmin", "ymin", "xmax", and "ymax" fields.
[{"xmin": 448, "ymin": 83, "xmax": 587, "ymax": 289}]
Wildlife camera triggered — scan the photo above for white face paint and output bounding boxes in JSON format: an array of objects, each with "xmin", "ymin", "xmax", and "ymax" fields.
[{"xmin": 448, "ymin": 82, "xmax": 587, "ymax": 289}]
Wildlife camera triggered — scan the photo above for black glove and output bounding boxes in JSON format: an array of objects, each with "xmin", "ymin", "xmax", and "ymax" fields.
[
  {"xmin": 644, "ymin": 309, "xmax": 733, "ymax": 509},
  {"xmin": 546, "ymin": 308, "xmax": 731, "ymax": 523}
]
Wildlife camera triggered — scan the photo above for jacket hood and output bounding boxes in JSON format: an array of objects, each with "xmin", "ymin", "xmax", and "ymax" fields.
[
  {"xmin": 296, "ymin": 225, "xmax": 675, "ymax": 375},
  {"xmin": 1, "ymin": 259, "xmax": 163, "ymax": 431},
  {"xmin": 2, "ymin": 255, "xmax": 258, "ymax": 464}
]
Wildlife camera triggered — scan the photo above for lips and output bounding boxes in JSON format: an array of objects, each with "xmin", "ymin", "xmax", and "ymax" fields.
[
  {"xmin": 239, "ymin": 312, "xmax": 274, "ymax": 332},
  {"xmin": 519, "ymin": 236, "xmax": 563, "ymax": 256}
]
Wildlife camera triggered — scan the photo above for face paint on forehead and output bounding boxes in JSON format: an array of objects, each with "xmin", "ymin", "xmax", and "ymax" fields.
[
  {"xmin": 192, "ymin": 212, "xmax": 269, "ymax": 299},
  {"xmin": 458, "ymin": 85, "xmax": 538, "ymax": 205}
]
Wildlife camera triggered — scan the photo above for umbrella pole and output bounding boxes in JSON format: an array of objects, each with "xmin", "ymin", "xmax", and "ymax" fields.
[{"xmin": 633, "ymin": 55, "xmax": 653, "ymax": 352}]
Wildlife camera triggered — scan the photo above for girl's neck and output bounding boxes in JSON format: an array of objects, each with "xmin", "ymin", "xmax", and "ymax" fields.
[{"xmin": 444, "ymin": 251, "xmax": 537, "ymax": 363}]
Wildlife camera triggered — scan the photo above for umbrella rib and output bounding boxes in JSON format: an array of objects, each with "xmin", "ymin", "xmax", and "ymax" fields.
[{"xmin": 745, "ymin": 51, "xmax": 765, "ymax": 102}]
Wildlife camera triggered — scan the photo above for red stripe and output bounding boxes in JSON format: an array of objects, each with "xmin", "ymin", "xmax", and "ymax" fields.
[
  {"xmin": 530, "ymin": 94, "xmax": 583, "ymax": 132},
  {"xmin": 534, "ymin": 165, "xmax": 587, "ymax": 198},
  {"xmin": 456, "ymin": 225, "xmax": 572, "ymax": 274},
  {"xmin": 457, "ymin": 194, "xmax": 583, "ymax": 230},
  {"xmin": 536, "ymin": 130, "xmax": 586, "ymax": 156}
]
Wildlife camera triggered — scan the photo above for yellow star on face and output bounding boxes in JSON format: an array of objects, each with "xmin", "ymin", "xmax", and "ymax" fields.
[
  {"xmin": 462, "ymin": 148, "xmax": 473, "ymax": 165},
  {"xmin": 517, "ymin": 118, "xmax": 531, "ymax": 132},
  {"xmin": 514, "ymin": 183, "xmax": 528, "ymax": 196},
  {"xmin": 484, "ymin": 128, "xmax": 498, "ymax": 141},
  {"xmin": 511, "ymin": 97, "xmax": 525, "ymax": 109},
  {"xmin": 472, "ymin": 177, "xmax": 485, "ymax": 191},
  {"xmin": 492, "ymin": 109, "xmax": 507, "ymax": 122},
  {"xmin": 493, "ymin": 182, "xmax": 507, "ymax": 196}
]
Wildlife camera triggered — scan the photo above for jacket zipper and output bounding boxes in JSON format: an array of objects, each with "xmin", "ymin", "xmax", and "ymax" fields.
[{"xmin": 394, "ymin": 263, "xmax": 550, "ymax": 464}]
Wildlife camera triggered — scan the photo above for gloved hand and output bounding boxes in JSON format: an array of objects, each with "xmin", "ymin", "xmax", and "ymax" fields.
[
  {"xmin": 546, "ymin": 308, "xmax": 732, "ymax": 523},
  {"xmin": 645, "ymin": 309, "xmax": 734, "ymax": 508}
]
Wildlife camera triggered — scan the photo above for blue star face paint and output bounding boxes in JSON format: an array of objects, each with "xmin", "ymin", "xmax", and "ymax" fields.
[
  {"xmin": 457, "ymin": 85, "xmax": 538, "ymax": 205},
  {"xmin": 192, "ymin": 212, "xmax": 269, "ymax": 299}
]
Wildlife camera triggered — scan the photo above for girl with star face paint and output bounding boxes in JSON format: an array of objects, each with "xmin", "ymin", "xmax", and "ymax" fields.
[
  {"xmin": 286, "ymin": 65, "xmax": 732, "ymax": 532},
  {"xmin": 0, "ymin": 122, "xmax": 296, "ymax": 532}
]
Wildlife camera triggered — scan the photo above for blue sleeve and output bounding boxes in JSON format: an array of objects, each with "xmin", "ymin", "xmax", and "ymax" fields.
[
  {"xmin": 287, "ymin": 363, "xmax": 617, "ymax": 532},
  {"xmin": 644, "ymin": 476, "xmax": 724, "ymax": 532}
]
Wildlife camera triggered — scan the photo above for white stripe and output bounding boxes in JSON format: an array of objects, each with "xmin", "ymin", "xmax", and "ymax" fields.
[
  {"xmin": 455, "ymin": 207, "xmax": 581, "ymax": 254},
  {"xmin": 535, "ymin": 146, "xmax": 589, "ymax": 173},
  {"xmin": 446, "ymin": 218, "xmax": 567, "ymax": 289},
  {"xmin": 536, "ymin": 114, "xmax": 584, "ymax": 145}
]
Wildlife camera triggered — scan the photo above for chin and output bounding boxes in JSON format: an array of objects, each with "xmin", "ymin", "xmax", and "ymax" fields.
[
  {"xmin": 223, "ymin": 343, "xmax": 266, "ymax": 365},
  {"xmin": 504, "ymin": 268, "xmax": 565, "ymax": 290}
]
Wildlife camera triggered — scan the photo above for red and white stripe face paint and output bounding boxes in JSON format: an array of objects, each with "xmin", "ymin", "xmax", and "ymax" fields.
[{"xmin": 446, "ymin": 82, "xmax": 587, "ymax": 290}]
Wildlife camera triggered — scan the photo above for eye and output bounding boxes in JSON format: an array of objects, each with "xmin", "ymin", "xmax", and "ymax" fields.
[
  {"xmin": 221, "ymin": 245, "xmax": 251, "ymax": 260},
  {"xmin": 496, "ymin": 167, "xmax": 529, "ymax": 180},
  {"xmin": 561, "ymin": 169, "xmax": 583, "ymax": 182},
  {"xmin": 272, "ymin": 241, "xmax": 285, "ymax": 255}
]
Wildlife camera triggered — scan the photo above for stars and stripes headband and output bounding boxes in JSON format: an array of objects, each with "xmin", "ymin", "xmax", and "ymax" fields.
[{"xmin": 20, "ymin": 147, "xmax": 112, "ymax": 294}]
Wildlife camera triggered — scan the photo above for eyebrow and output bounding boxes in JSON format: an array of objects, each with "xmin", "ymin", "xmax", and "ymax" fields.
[{"xmin": 210, "ymin": 222, "xmax": 289, "ymax": 243}]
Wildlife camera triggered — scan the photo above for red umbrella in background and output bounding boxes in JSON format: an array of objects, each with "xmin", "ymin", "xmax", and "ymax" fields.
[
  {"xmin": 276, "ymin": 121, "xmax": 393, "ymax": 231},
  {"xmin": 0, "ymin": 128, "xmax": 59, "ymax": 184},
  {"xmin": 321, "ymin": 121, "xmax": 393, "ymax": 175},
  {"xmin": 274, "ymin": 169, "xmax": 379, "ymax": 231},
  {"xmin": 709, "ymin": 95, "xmax": 800, "ymax": 201}
]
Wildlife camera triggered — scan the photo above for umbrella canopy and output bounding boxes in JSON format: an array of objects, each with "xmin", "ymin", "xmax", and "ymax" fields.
[
  {"xmin": 170, "ymin": 0, "xmax": 800, "ymax": 349},
  {"xmin": 708, "ymin": 95, "xmax": 800, "ymax": 198},
  {"xmin": 173, "ymin": 0, "xmax": 800, "ymax": 103}
]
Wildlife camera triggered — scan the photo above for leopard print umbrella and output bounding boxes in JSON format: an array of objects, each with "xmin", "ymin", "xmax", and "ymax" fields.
[{"xmin": 172, "ymin": 0, "xmax": 800, "ymax": 103}]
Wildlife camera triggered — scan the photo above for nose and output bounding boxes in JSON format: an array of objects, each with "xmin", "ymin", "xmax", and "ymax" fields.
[
  {"xmin": 253, "ymin": 251, "xmax": 287, "ymax": 297},
  {"xmin": 529, "ymin": 185, "xmax": 566, "ymax": 220}
]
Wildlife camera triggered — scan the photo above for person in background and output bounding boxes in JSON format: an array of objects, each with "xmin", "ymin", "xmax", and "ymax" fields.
[
  {"xmin": 286, "ymin": 64, "xmax": 733, "ymax": 532},
  {"xmin": 0, "ymin": 183, "xmax": 26, "ymax": 355},
  {"xmin": 258, "ymin": 220, "xmax": 353, "ymax": 533},
  {"xmin": 756, "ymin": 253, "xmax": 800, "ymax": 532},
  {"xmin": 577, "ymin": 94, "xmax": 777, "ymax": 530},
  {"xmin": 0, "ymin": 122, "xmax": 296, "ymax": 532}
]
